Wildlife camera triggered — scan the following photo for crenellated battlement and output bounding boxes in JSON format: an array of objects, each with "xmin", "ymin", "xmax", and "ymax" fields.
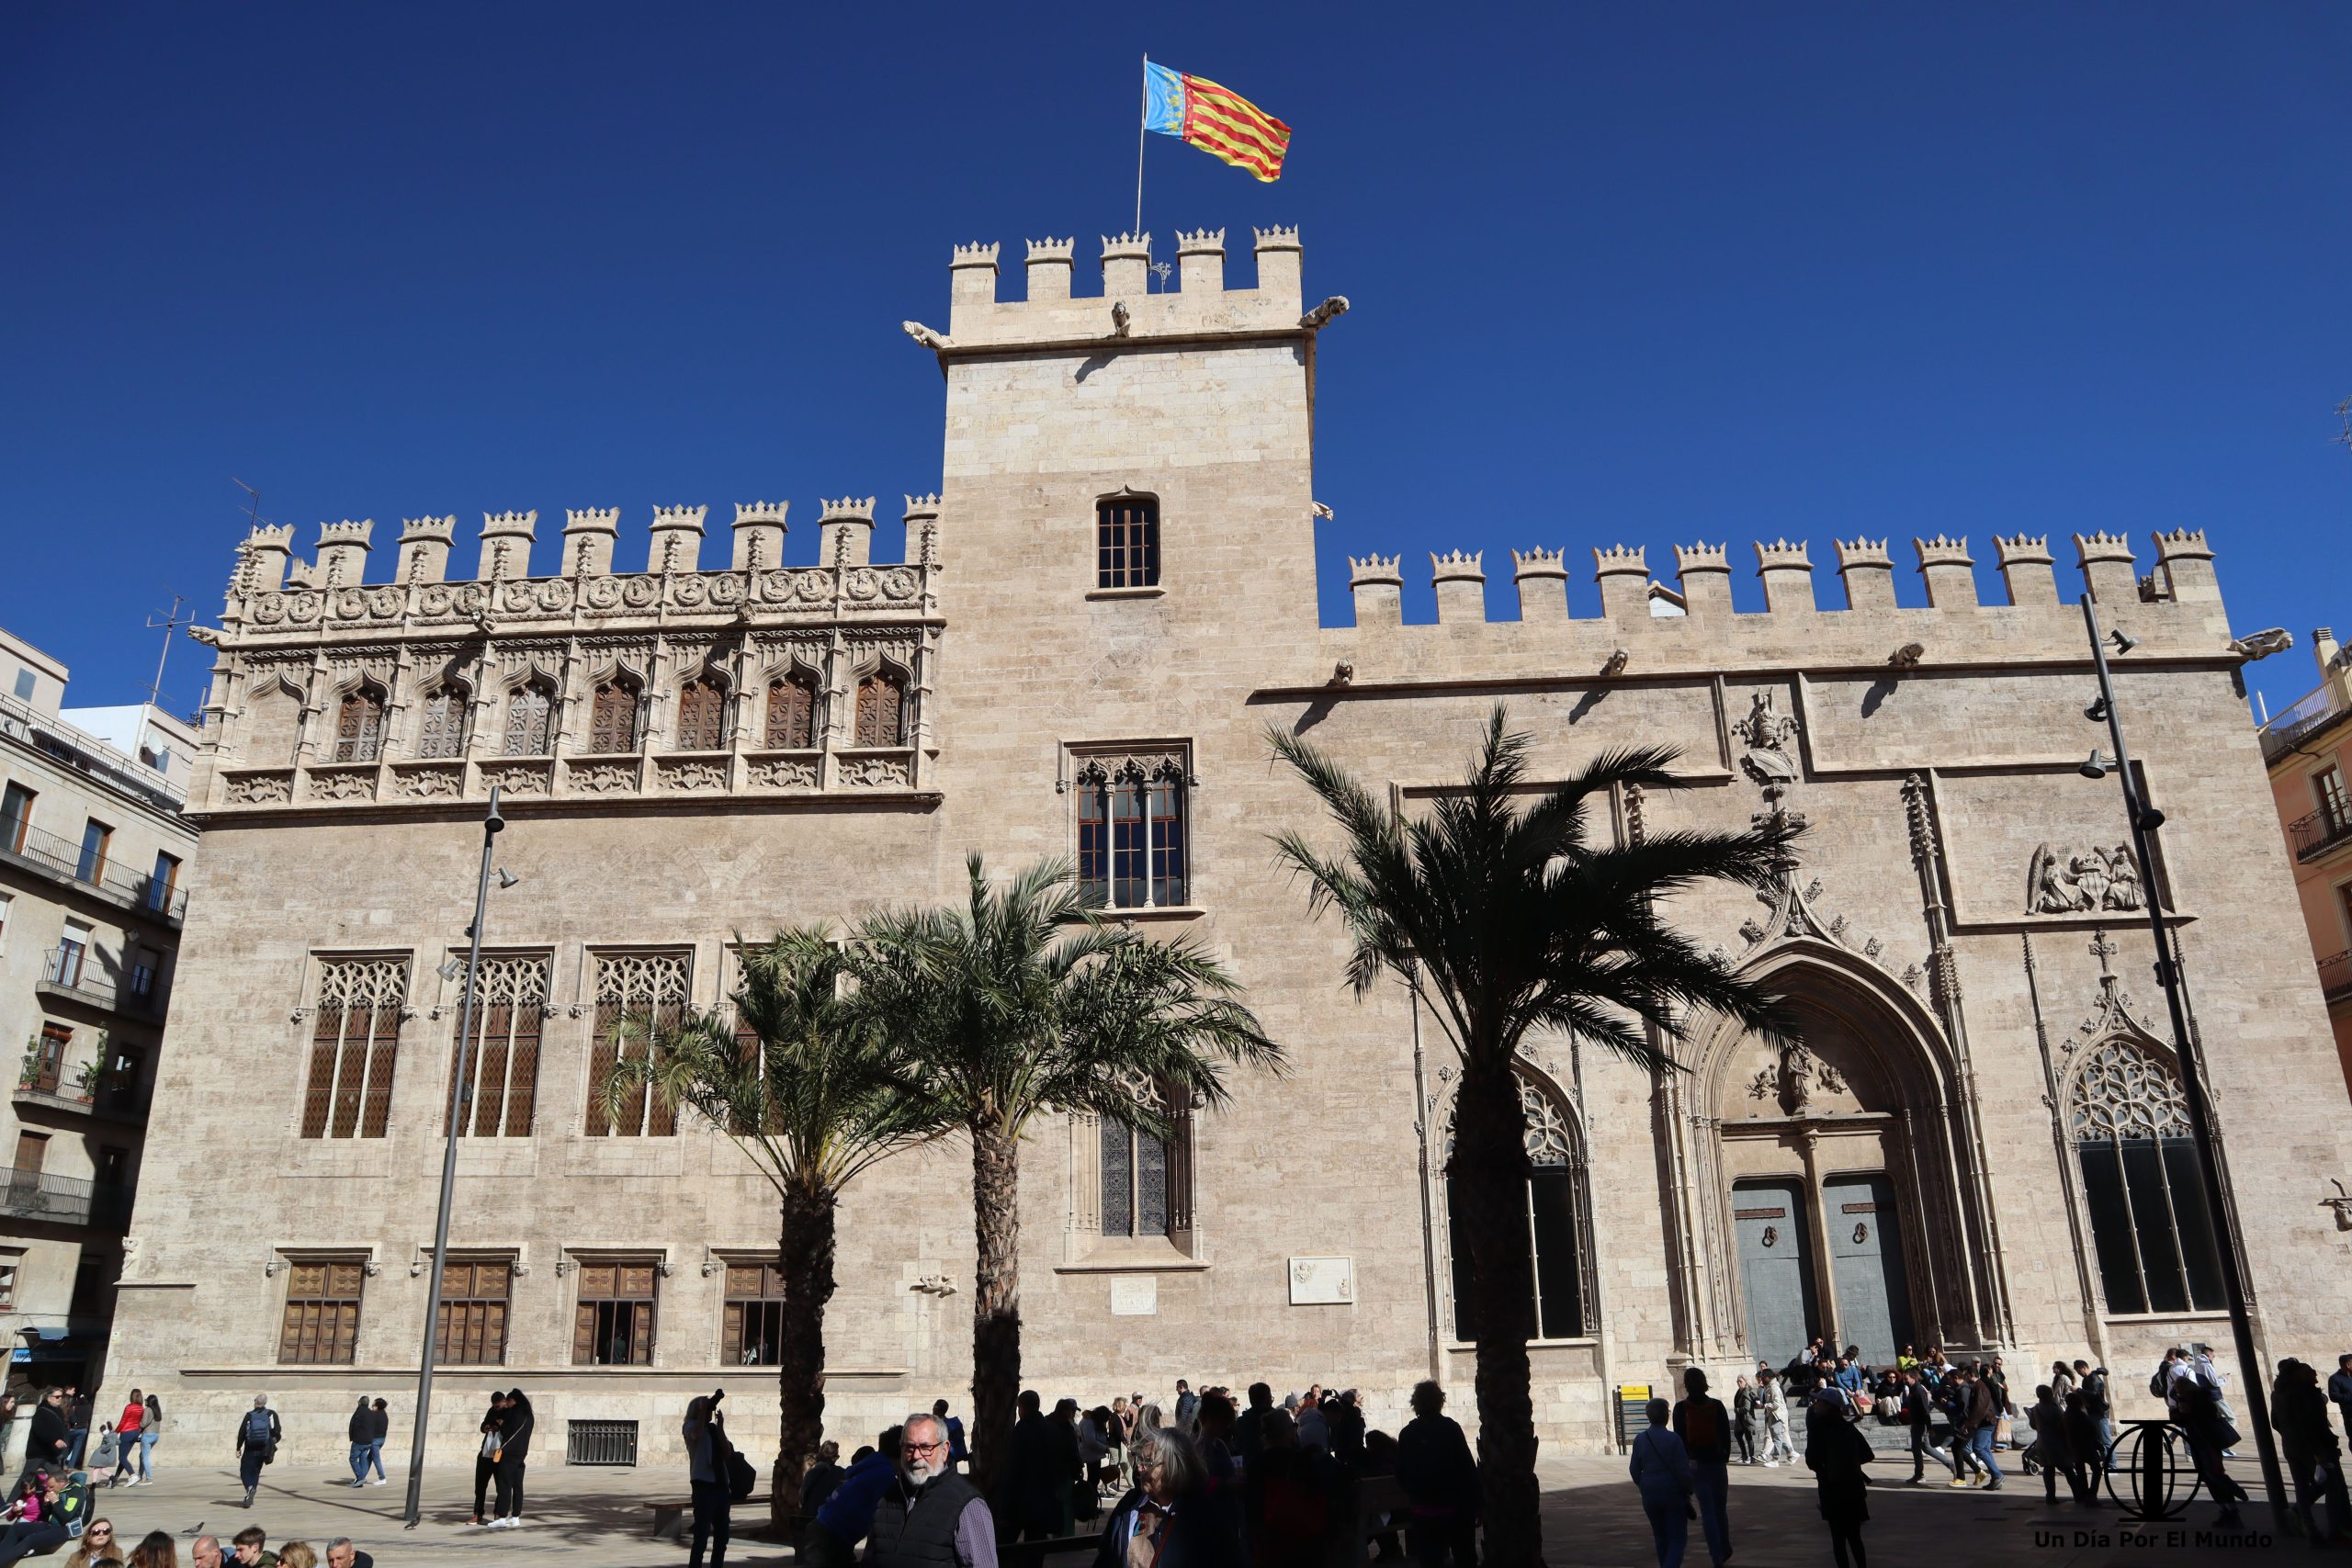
[
  {"xmin": 1339, "ymin": 529, "xmax": 2238, "ymax": 660},
  {"xmin": 933, "ymin": 219, "xmax": 1318, "ymax": 350}
]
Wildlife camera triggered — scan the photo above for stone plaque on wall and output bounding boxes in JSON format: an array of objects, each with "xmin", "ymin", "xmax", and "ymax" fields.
[
  {"xmin": 1288, "ymin": 1256, "xmax": 1354, "ymax": 1305},
  {"xmin": 1109, "ymin": 1276, "xmax": 1158, "ymax": 1316}
]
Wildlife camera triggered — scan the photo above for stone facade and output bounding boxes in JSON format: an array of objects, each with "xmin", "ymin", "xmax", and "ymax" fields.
[
  {"xmin": 2258, "ymin": 627, "xmax": 2352, "ymax": 1100},
  {"xmin": 105, "ymin": 226, "xmax": 2352, "ymax": 1470}
]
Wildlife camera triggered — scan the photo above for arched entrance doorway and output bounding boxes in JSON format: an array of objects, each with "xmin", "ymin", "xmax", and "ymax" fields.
[{"xmin": 1701, "ymin": 950, "xmax": 1966, "ymax": 1368}]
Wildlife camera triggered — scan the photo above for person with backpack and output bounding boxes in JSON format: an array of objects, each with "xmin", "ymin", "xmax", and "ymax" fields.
[
  {"xmin": 2074, "ymin": 1362, "xmax": 2112, "ymax": 1473},
  {"xmin": 232, "ymin": 1397, "xmax": 280, "ymax": 1509},
  {"xmin": 682, "ymin": 1392, "xmax": 731, "ymax": 1568},
  {"xmin": 1673, "ymin": 1368, "xmax": 1734, "ymax": 1568},
  {"xmin": 0, "ymin": 1471, "xmax": 88, "ymax": 1568}
]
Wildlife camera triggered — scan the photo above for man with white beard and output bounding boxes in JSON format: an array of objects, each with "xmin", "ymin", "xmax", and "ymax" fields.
[{"xmin": 864, "ymin": 1411, "xmax": 997, "ymax": 1567}]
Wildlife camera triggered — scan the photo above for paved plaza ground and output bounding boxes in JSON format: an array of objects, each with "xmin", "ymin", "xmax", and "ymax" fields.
[{"xmin": 55, "ymin": 1453, "xmax": 2310, "ymax": 1566}]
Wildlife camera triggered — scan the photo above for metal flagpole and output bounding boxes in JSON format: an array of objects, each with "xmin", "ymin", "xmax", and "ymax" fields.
[
  {"xmin": 1136, "ymin": 53, "xmax": 1149, "ymax": 235},
  {"xmin": 402, "ymin": 785, "xmax": 505, "ymax": 1528}
]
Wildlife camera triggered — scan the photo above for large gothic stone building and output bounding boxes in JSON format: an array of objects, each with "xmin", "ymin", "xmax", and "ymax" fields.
[{"xmin": 108, "ymin": 226, "xmax": 2352, "ymax": 1464}]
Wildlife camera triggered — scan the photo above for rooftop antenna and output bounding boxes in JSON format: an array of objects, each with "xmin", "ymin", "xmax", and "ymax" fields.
[
  {"xmin": 143, "ymin": 594, "xmax": 192, "ymax": 708},
  {"xmin": 232, "ymin": 475, "xmax": 269, "ymax": 532}
]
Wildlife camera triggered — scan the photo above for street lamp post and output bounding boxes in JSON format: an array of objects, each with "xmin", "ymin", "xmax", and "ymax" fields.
[
  {"xmin": 402, "ymin": 785, "xmax": 507, "ymax": 1529},
  {"xmin": 2077, "ymin": 595, "xmax": 2287, "ymax": 1526}
]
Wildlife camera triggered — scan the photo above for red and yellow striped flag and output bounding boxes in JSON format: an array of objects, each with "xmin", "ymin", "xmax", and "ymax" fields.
[{"xmin": 1143, "ymin": 62, "xmax": 1292, "ymax": 182}]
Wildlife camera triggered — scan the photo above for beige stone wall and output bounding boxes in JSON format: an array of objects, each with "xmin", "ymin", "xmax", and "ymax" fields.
[{"xmin": 106, "ymin": 227, "xmax": 2352, "ymax": 1469}]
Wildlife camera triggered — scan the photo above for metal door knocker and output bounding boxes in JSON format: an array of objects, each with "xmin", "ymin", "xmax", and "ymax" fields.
[
  {"xmin": 1852, "ymin": 1223, "xmax": 1869, "ymax": 1244},
  {"xmin": 1761, "ymin": 1225, "xmax": 1778, "ymax": 1248}
]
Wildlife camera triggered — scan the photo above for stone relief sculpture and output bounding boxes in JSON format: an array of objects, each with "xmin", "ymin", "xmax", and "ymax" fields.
[
  {"xmin": 2027, "ymin": 842, "xmax": 2144, "ymax": 913},
  {"xmin": 1746, "ymin": 1040, "xmax": 1849, "ymax": 1117},
  {"xmin": 1734, "ymin": 690, "xmax": 1802, "ymax": 802}
]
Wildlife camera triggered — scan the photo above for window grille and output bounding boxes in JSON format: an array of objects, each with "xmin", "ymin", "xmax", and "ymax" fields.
[
  {"xmin": 675, "ymin": 678, "xmax": 727, "ymax": 751},
  {"xmin": 434, "ymin": 1259, "xmax": 511, "ymax": 1365},
  {"xmin": 567, "ymin": 1419, "xmax": 639, "ymax": 1466},
  {"xmin": 278, "ymin": 1259, "xmax": 365, "ymax": 1365},
  {"xmin": 572, "ymin": 1262, "xmax": 658, "ymax": 1365},
  {"xmin": 416, "ymin": 684, "xmax": 469, "ymax": 760},
  {"xmin": 503, "ymin": 680, "xmax": 556, "ymax": 756},
  {"xmin": 1444, "ymin": 1074, "xmax": 1595, "ymax": 1340},
  {"xmin": 2069, "ymin": 1036, "xmax": 2226, "ymax": 1314},
  {"xmin": 588, "ymin": 679, "xmax": 641, "ymax": 754},
  {"xmin": 1099, "ymin": 1073, "xmax": 1186, "ymax": 1238},
  {"xmin": 1096, "ymin": 496, "xmax": 1160, "ymax": 589},
  {"xmin": 448, "ymin": 954, "xmax": 548, "ymax": 1138},
  {"xmin": 1075, "ymin": 760, "xmax": 1187, "ymax": 909},
  {"xmin": 587, "ymin": 951, "xmax": 690, "ymax": 1136},
  {"xmin": 765, "ymin": 671, "xmax": 820, "ymax": 749},
  {"xmin": 854, "ymin": 671, "xmax": 906, "ymax": 748},
  {"xmin": 301, "ymin": 957, "xmax": 408, "ymax": 1139},
  {"xmin": 334, "ymin": 684, "xmax": 387, "ymax": 763},
  {"xmin": 722, "ymin": 1263, "xmax": 786, "ymax": 1365}
]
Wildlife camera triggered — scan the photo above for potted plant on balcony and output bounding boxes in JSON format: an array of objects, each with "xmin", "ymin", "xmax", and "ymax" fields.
[{"xmin": 73, "ymin": 1056, "xmax": 103, "ymax": 1105}]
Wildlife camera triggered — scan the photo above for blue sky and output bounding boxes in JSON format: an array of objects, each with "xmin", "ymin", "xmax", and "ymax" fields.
[{"xmin": 4, "ymin": 3, "xmax": 2346, "ymax": 720}]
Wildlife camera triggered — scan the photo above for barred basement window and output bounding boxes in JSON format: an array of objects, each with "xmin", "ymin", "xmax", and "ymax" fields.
[
  {"xmin": 588, "ymin": 678, "xmax": 641, "ymax": 754},
  {"xmin": 503, "ymin": 679, "xmax": 556, "ymax": 756},
  {"xmin": 2069, "ymin": 1036, "xmax": 2226, "ymax": 1314},
  {"xmin": 572, "ymin": 1262, "xmax": 657, "ymax": 1366},
  {"xmin": 587, "ymin": 951, "xmax": 690, "ymax": 1136},
  {"xmin": 333, "ymin": 683, "xmax": 387, "ymax": 763},
  {"xmin": 434, "ymin": 1259, "xmax": 511, "ymax": 1365},
  {"xmin": 854, "ymin": 671, "xmax": 906, "ymax": 747},
  {"xmin": 447, "ymin": 954, "xmax": 548, "ymax": 1138},
  {"xmin": 1096, "ymin": 495, "xmax": 1159, "ymax": 589},
  {"xmin": 416, "ymin": 683, "xmax": 469, "ymax": 760},
  {"xmin": 277, "ymin": 1258, "xmax": 365, "ymax": 1365},
  {"xmin": 300, "ymin": 957, "xmax": 408, "ymax": 1139},
  {"xmin": 722, "ymin": 1263, "xmax": 786, "ymax": 1366},
  {"xmin": 675, "ymin": 677, "xmax": 727, "ymax": 751},
  {"xmin": 765, "ymin": 671, "xmax": 820, "ymax": 750},
  {"xmin": 1075, "ymin": 758, "xmax": 1188, "ymax": 909}
]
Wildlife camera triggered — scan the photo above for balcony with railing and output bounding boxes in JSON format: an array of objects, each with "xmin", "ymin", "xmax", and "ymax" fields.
[
  {"xmin": 38, "ymin": 947, "xmax": 169, "ymax": 1021},
  {"xmin": 9, "ymin": 1077, "xmax": 150, "ymax": 1124},
  {"xmin": 2260, "ymin": 680, "xmax": 2352, "ymax": 763},
  {"xmin": 2321, "ymin": 951, "xmax": 2352, "ymax": 1006},
  {"xmin": 2289, "ymin": 802, "xmax": 2352, "ymax": 863},
  {"xmin": 0, "ymin": 1171, "xmax": 132, "ymax": 1230},
  {"xmin": 0, "ymin": 817, "xmax": 187, "ymax": 923}
]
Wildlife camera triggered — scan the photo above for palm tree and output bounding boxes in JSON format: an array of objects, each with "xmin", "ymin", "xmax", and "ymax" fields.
[
  {"xmin": 833, "ymin": 852, "xmax": 1281, "ymax": 1494},
  {"xmin": 1267, "ymin": 706, "xmax": 1797, "ymax": 1568},
  {"xmin": 600, "ymin": 927, "xmax": 947, "ymax": 1534}
]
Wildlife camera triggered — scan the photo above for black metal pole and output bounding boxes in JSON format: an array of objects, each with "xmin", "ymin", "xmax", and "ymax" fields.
[
  {"xmin": 2079, "ymin": 596, "xmax": 2288, "ymax": 1525},
  {"xmin": 402, "ymin": 785, "xmax": 504, "ymax": 1528}
]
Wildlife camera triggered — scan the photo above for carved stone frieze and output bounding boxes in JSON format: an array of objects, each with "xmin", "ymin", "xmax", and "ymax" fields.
[
  {"xmin": 481, "ymin": 761, "xmax": 550, "ymax": 797},
  {"xmin": 566, "ymin": 760, "xmax": 640, "ymax": 794},
  {"xmin": 223, "ymin": 770, "xmax": 295, "ymax": 805},
  {"xmin": 746, "ymin": 754, "xmax": 820, "ymax": 790},
  {"xmin": 656, "ymin": 757, "xmax": 729, "ymax": 793},
  {"xmin": 838, "ymin": 753, "xmax": 912, "ymax": 789},
  {"xmin": 308, "ymin": 765, "xmax": 378, "ymax": 802},
  {"xmin": 391, "ymin": 763, "xmax": 464, "ymax": 800},
  {"xmin": 2027, "ymin": 842, "xmax": 2144, "ymax": 914}
]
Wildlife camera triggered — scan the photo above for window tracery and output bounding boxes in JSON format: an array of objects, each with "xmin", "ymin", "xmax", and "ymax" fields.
[
  {"xmin": 1075, "ymin": 756, "xmax": 1188, "ymax": 909},
  {"xmin": 333, "ymin": 683, "xmax": 387, "ymax": 764},
  {"xmin": 301, "ymin": 957, "xmax": 409, "ymax": 1139},
  {"xmin": 765, "ymin": 670, "xmax": 820, "ymax": 750},
  {"xmin": 2066, "ymin": 1034, "xmax": 2223, "ymax": 1315},
  {"xmin": 1442, "ymin": 1068, "xmax": 1595, "ymax": 1339},
  {"xmin": 588, "ymin": 951, "xmax": 690, "ymax": 1136},
  {"xmin": 854, "ymin": 669, "xmax": 907, "ymax": 747},
  {"xmin": 448, "ymin": 953, "xmax": 548, "ymax": 1138},
  {"xmin": 674, "ymin": 676, "xmax": 727, "ymax": 751},
  {"xmin": 588, "ymin": 678, "xmax": 642, "ymax": 754},
  {"xmin": 415, "ymin": 682, "xmax": 469, "ymax": 760},
  {"xmin": 503, "ymin": 679, "xmax": 556, "ymax": 756}
]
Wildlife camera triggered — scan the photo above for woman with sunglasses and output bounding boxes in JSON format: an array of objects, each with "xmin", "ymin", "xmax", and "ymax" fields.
[{"xmin": 63, "ymin": 1515, "xmax": 122, "ymax": 1566}]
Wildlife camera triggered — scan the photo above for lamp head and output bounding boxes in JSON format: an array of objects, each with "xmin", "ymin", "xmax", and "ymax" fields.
[
  {"xmin": 495, "ymin": 868, "xmax": 520, "ymax": 890},
  {"xmin": 2107, "ymin": 628, "xmax": 2139, "ymax": 655},
  {"xmin": 2080, "ymin": 750, "xmax": 2113, "ymax": 780},
  {"xmin": 2084, "ymin": 695, "xmax": 2109, "ymax": 723},
  {"xmin": 435, "ymin": 957, "xmax": 462, "ymax": 982}
]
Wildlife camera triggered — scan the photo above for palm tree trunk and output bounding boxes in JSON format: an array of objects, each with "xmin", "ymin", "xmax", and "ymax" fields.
[
  {"xmin": 1454, "ymin": 1058, "xmax": 1545, "ymax": 1567},
  {"xmin": 774, "ymin": 1177, "xmax": 837, "ymax": 1537},
  {"xmin": 967, "ymin": 1116, "xmax": 1023, "ymax": 1497}
]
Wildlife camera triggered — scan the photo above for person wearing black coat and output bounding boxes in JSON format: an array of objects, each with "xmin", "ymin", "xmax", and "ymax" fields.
[
  {"xmin": 9, "ymin": 1390, "xmax": 70, "ymax": 1504},
  {"xmin": 469, "ymin": 1393, "xmax": 507, "ymax": 1526},
  {"xmin": 489, "ymin": 1390, "xmax": 533, "ymax": 1529},
  {"xmin": 2271, "ymin": 1358, "xmax": 2352, "ymax": 1545},
  {"xmin": 1091, "ymin": 1426, "xmax": 1240, "ymax": 1568},
  {"xmin": 1804, "ymin": 1396, "xmax": 1873, "ymax": 1568},
  {"xmin": 1395, "ymin": 1381, "xmax": 1477, "ymax": 1568}
]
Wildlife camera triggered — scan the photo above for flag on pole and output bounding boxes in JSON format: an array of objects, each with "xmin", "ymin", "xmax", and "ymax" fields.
[{"xmin": 1142, "ymin": 61, "xmax": 1291, "ymax": 182}]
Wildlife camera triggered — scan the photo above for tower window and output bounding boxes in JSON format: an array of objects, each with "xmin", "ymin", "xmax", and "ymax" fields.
[{"xmin": 1096, "ymin": 496, "xmax": 1160, "ymax": 589}]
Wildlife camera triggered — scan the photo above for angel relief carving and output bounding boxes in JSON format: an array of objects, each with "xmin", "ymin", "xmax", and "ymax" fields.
[
  {"xmin": 2027, "ymin": 842, "xmax": 2144, "ymax": 914},
  {"xmin": 1744, "ymin": 1040, "xmax": 1849, "ymax": 1118}
]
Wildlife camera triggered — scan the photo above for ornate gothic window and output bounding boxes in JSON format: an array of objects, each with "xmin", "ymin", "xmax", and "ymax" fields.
[
  {"xmin": 588, "ymin": 678, "xmax": 642, "ymax": 754},
  {"xmin": 1445, "ymin": 1072, "xmax": 1595, "ymax": 1340},
  {"xmin": 1096, "ymin": 494, "xmax": 1159, "ymax": 589},
  {"xmin": 333, "ymin": 683, "xmax": 387, "ymax": 763},
  {"xmin": 1076, "ymin": 758, "xmax": 1188, "ymax": 909},
  {"xmin": 503, "ymin": 679, "xmax": 556, "ymax": 756},
  {"xmin": 587, "ymin": 950, "xmax": 690, "ymax": 1137},
  {"xmin": 415, "ymin": 682, "xmax": 469, "ymax": 760},
  {"xmin": 447, "ymin": 953, "xmax": 548, "ymax": 1138},
  {"xmin": 300, "ymin": 957, "xmax": 408, "ymax": 1139},
  {"xmin": 2068, "ymin": 1036, "xmax": 2226, "ymax": 1314},
  {"xmin": 765, "ymin": 671, "xmax": 820, "ymax": 750},
  {"xmin": 1100, "ymin": 1073, "xmax": 1191, "ymax": 1239},
  {"xmin": 854, "ymin": 670, "xmax": 907, "ymax": 748},
  {"xmin": 675, "ymin": 677, "xmax": 727, "ymax": 751}
]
